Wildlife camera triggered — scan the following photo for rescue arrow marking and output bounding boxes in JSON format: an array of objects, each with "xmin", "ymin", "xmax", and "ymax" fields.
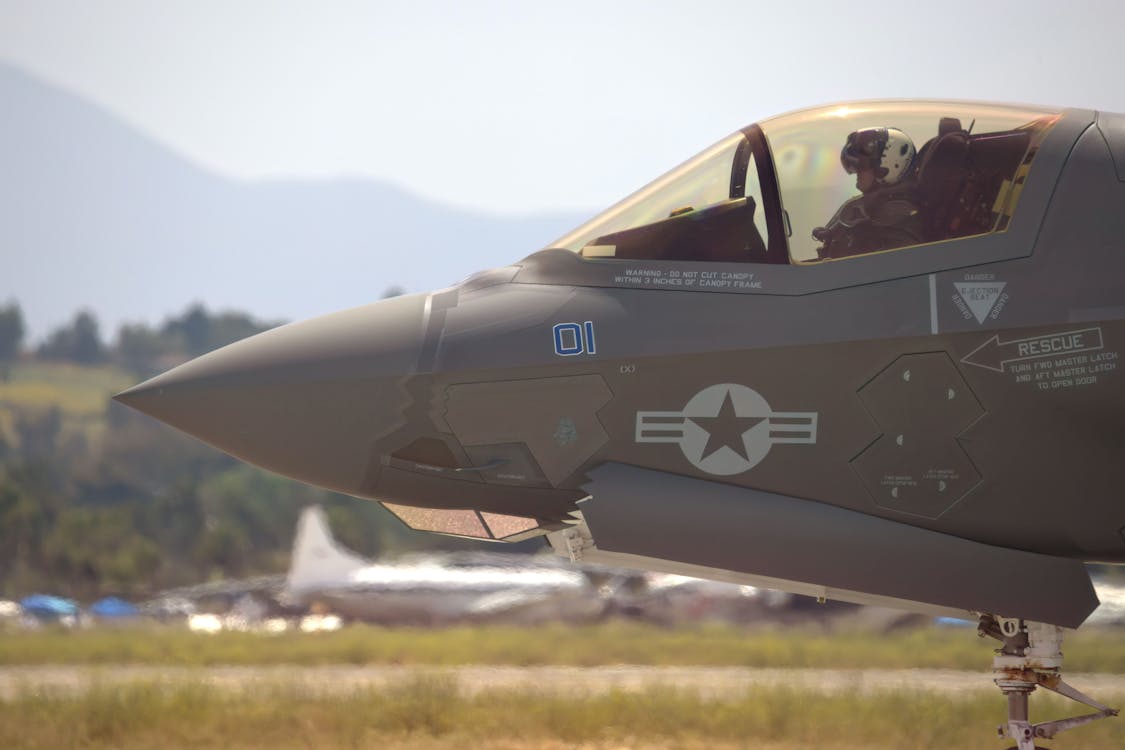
[{"xmin": 961, "ymin": 327, "xmax": 1104, "ymax": 372}]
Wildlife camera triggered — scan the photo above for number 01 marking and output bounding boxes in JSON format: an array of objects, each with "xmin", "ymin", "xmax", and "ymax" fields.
[{"xmin": 553, "ymin": 321, "xmax": 597, "ymax": 356}]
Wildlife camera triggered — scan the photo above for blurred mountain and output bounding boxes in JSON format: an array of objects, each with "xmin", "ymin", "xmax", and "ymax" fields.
[{"xmin": 0, "ymin": 63, "xmax": 591, "ymax": 340}]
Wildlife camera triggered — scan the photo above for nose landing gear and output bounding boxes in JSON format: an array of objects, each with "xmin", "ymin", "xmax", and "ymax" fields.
[{"xmin": 977, "ymin": 615, "xmax": 1118, "ymax": 749}]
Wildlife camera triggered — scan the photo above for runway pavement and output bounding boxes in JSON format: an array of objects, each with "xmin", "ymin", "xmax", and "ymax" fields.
[{"xmin": 4, "ymin": 665, "xmax": 1125, "ymax": 698}]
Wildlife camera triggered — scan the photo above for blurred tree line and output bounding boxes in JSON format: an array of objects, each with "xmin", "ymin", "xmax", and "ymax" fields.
[
  {"xmin": 29, "ymin": 302, "xmax": 283, "ymax": 376},
  {"xmin": 0, "ymin": 298, "xmax": 283, "ymax": 376},
  {"xmin": 0, "ymin": 302, "xmax": 23, "ymax": 381},
  {"xmin": 0, "ymin": 298, "xmax": 506, "ymax": 601}
]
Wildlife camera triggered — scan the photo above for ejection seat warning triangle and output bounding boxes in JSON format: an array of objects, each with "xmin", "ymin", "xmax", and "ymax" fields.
[{"xmin": 954, "ymin": 282, "xmax": 1007, "ymax": 324}]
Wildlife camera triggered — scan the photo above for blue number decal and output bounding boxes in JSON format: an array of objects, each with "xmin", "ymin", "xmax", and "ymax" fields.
[
  {"xmin": 553, "ymin": 323, "xmax": 583, "ymax": 355},
  {"xmin": 553, "ymin": 321, "xmax": 597, "ymax": 356}
]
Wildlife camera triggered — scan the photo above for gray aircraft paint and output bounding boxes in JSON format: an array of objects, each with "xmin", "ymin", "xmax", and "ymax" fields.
[
  {"xmin": 118, "ymin": 101, "xmax": 1125, "ymax": 628},
  {"xmin": 578, "ymin": 463, "xmax": 1098, "ymax": 628}
]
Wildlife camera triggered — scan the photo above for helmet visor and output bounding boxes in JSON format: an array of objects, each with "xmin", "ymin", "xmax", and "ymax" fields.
[{"xmin": 840, "ymin": 128, "xmax": 888, "ymax": 174}]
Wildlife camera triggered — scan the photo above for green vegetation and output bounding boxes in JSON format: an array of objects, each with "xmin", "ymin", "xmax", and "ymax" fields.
[
  {"xmin": 4, "ymin": 622, "xmax": 1125, "ymax": 671},
  {"xmin": 0, "ymin": 360, "xmax": 132, "ymax": 413},
  {"xmin": 33, "ymin": 303, "xmax": 283, "ymax": 375},
  {"xmin": 0, "ymin": 302, "xmax": 23, "ymax": 378},
  {"xmin": 5, "ymin": 622, "xmax": 1124, "ymax": 748},
  {"xmin": 0, "ymin": 300, "xmax": 506, "ymax": 601},
  {"xmin": 0, "ymin": 361, "xmax": 134, "ymax": 445},
  {"xmin": 1, "ymin": 677, "xmax": 1122, "ymax": 750},
  {"xmin": 37, "ymin": 310, "xmax": 107, "ymax": 365},
  {"xmin": 0, "ymin": 396, "xmax": 458, "ymax": 599}
]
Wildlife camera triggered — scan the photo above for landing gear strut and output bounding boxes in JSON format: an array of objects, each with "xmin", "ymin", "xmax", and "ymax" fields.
[{"xmin": 977, "ymin": 614, "xmax": 1118, "ymax": 749}]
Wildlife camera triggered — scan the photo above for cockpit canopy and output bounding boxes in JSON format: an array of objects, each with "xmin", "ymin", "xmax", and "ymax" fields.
[{"xmin": 550, "ymin": 100, "xmax": 1060, "ymax": 264}]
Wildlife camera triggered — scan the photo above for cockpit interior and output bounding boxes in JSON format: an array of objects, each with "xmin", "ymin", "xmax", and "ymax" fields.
[{"xmin": 551, "ymin": 101, "xmax": 1060, "ymax": 265}]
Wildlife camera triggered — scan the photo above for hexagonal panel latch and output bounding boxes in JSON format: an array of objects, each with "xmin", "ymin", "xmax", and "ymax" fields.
[{"xmin": 853, "ymin": 353, "xmax": 984, "ymax": 518}]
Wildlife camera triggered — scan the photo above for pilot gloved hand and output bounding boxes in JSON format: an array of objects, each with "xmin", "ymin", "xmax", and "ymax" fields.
[{"xmin": 814, "ymin": 197, "xmax": 870, "ymax": 240}]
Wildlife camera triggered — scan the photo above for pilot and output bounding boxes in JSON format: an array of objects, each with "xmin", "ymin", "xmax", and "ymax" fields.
[{"xmin": 813, "ymin": 127, "xmax": 923, "ymax": 259}]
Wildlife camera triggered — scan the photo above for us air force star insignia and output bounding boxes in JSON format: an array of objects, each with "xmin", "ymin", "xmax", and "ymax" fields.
[{"xmin": 635, "ymin": 384, "xmax": 818, "ymax": 476}]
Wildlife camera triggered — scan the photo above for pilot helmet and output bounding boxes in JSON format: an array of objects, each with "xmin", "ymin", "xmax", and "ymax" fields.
[{"xmin": 840, "ymin": 127, "xmax": 916, "ymax": 186}]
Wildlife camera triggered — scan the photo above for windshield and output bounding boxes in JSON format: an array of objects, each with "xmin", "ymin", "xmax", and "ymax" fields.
[
  {"xmin": 549, "ymin": 132, "xmax": 748, "ymax": 254},
  {"xmin": 547, "ymin": 100, "xmax": 1060, "ymax": 268}
]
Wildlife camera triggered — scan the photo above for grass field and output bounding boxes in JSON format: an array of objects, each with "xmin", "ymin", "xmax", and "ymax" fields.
[
  {"xmin": 0, "ymin": 677, "xmax": 1121, "ymax": 750},
  {"xmin": 4, "ymin": 623, "xmax": 1124, "ymax": 747},
  {"xmin": 5, "ymin": 621, "xmax": 1125, "ymax": 671},
  {"xmin": 0, "ymin": 361, "xmax": 133, "ymax": 445}
]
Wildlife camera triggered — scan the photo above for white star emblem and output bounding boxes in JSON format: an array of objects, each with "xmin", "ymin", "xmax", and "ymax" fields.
[{"xmin": 635, "ymin": 383, "xmax": 818, "ymax": 475}]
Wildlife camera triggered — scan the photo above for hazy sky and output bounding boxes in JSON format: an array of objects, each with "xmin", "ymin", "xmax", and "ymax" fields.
[{"xmin": 2, "ymin": 1, "xmax": 1125, "ymax": 215}]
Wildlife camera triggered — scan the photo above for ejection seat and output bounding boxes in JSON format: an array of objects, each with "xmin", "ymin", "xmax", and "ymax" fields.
[{"xmin": 914, "ymin": 117, "xmax": 1032, "ymax": 243}]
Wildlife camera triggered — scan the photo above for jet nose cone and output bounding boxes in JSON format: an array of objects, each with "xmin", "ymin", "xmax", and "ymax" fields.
[{"xmin": 115, "ymin": 293, "xmax": 428, "ymax": 493}]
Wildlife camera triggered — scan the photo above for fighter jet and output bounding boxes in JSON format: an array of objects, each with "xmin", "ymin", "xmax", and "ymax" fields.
[{"xmin": 117, "ymin": 99, "xmax": 1125, "ymax": 748}]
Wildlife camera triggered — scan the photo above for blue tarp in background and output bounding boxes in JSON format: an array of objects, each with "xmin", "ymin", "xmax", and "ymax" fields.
[
  {"xmin": 90, "ymin": 597, "xmax": 140, "ymax": 618},
  {"xmin": 19, "ymin": 594, "xmax": 78, "ymax": 618}
]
